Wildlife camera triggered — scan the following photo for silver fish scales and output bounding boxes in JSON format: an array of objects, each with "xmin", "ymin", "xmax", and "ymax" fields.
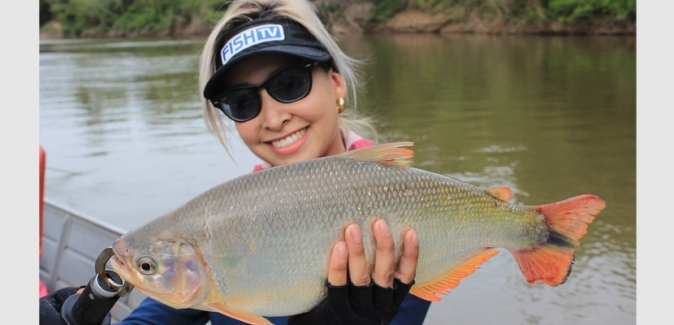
[{"xmin": 110, "ymin": 142, "xmax": 605, "ymax": 325}]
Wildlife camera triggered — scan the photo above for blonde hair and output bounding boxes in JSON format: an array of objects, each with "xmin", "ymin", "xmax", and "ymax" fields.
[{"xmin": 198, "ymin": 0, "xmax": 378, "ymax": 157}]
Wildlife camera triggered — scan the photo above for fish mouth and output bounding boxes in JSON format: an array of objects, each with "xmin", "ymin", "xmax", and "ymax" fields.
[
  {"xmin": 112, "ymin": 255, "xmax": 126, "ymax": 268},
  {"xmin": 110, "ymin": 238, "xmax": 132, "ymax": 275},
  {"xmin": 109, "ymin": 251, "xmax": 128, "ymax": 274},
  {"xmin": 109, "ymin": 249, "xmax": 138, "ymax": 291}
]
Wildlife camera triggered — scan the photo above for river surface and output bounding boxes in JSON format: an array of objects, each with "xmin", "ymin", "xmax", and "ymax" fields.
[{"xmin": 39, "ymin": 34, "xmax": 635, "ymax": 324}]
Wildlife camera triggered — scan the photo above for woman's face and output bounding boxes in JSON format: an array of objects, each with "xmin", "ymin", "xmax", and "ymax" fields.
[{"xmin": 226, "ymin": 54, "xmax": 346, "ymax": 166}]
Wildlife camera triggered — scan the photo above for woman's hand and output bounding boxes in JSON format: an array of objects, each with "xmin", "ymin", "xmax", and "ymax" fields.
[
  {"xmin": 39, "ymin": 286, "xmax": 85, "ymax": 325},
  {"xmin": 289, "ymin": 219, "xmax": 419, "ymax": 325},
  {"xmin": 330, "ymin": 219, "xmax": 419, "ymax": 288}
]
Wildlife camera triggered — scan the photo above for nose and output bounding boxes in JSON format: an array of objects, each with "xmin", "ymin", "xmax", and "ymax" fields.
[
  {"xmin": 113, "ymin": 237, "xmax": 131, "ymax": 256},
  {"xmin": 259, "ymin": 89, "xmax": 291, "ymax": 131}
]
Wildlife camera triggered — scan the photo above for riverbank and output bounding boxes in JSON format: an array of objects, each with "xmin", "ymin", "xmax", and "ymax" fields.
[
  {"xmin": 39, "ymin": 1, "xmax": 635, "ymax": 39},
  {"xmin": 330, "ymin": 4, "xmax": 635, "ymax": 35}
]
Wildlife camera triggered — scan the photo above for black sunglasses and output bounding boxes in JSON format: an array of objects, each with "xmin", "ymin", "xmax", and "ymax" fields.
[{"xmin": 210, "ymin": 62, "xmax": 319, "ymax": 122}]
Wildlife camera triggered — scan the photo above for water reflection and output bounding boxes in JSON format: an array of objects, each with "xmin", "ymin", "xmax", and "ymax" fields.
[
  {"xmin": 40, "ymin": 34, "xmax": 635, "ymax": 324},
  {"xmin": 340, "ymin": 34, "xmax": 635, "ymax": 324}
]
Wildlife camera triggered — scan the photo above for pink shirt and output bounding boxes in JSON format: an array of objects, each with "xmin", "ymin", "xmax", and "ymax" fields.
[{"xmin": 252, "ymin": 128, "xmax": 374, "ymax": 172}]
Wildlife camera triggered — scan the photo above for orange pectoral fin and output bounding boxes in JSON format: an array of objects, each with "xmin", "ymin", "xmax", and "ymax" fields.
[
  {"xmin": 207, "ymin": 303, "xmax": 274, "ymax": 325},
  {"xmin": 410, "ymin": 249, "xmax": 499, "ymax": 302}
]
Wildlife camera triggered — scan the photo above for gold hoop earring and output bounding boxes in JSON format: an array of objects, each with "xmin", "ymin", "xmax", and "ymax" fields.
[{"xmin": 336, "ymin": 97, "xmax": 345, "ymax": 114}]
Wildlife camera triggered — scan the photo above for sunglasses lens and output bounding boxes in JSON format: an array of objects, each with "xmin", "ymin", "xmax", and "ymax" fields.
[
  {"xmin": 212, "ymin": 63, "xmax": 316, "ymax": 122},
  {"xmin": 221, "ymin": 90, "xmax": 261, "ymax": 121},
  {"xmin": 267, "ymin": 66, "xmax": 312, "ymax": 102}
]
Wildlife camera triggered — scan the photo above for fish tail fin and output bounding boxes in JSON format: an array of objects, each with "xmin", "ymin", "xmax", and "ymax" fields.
[{"xmin": 511, "ymin": 194, "xmax": 606, "ymax": 286}]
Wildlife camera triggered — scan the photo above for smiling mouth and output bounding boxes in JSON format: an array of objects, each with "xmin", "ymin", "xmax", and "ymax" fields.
[{"xmin": 271, "ymin": 127, "xmax": 307, "ymax": 148}]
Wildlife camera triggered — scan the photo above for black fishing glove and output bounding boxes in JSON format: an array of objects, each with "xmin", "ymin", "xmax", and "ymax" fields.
[
  {"xmin": 288, "ymin": 278, "xmax": 415, "ymax": 325},
  {"xmin": 39, "ymin": 286, "xmax": 83, "ymax": 325}
]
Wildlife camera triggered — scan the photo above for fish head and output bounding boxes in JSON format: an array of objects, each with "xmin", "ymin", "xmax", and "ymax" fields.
[{"xmin": 110, "ymin": 232, "xmax": 210, "ymax": 309}]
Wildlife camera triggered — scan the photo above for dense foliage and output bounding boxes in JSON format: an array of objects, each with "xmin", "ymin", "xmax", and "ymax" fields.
[
  {"xmin": 372, "ymin": 0, "xmax": 636, "ymax": 22},
  {"xmin": 41, "ymin": 0, "xmax": 230, "ymax": 36},
  {"xmin": 40, "ymin": 0, "xmax": 636, "ymax": 37},
  {"xmin": 546, "ymin": 0, "xmax": 636, "ymax": 23},
  {"xmin": 369, "ymin": 0, "xmax": 408, "ymax": 22}
]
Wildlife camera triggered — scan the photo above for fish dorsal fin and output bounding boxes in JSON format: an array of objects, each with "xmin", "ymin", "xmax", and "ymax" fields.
[
  {"xmin": 207, "ymin": 303, "xmax": 273, "ymax": 325},
  {"xmin": 486, "ymin": 186, "xmax": 513, "ymax": 202},
  {"xmin": 336, "ymin": 141, "xmax": 414, "ymax": 168},
  {"xmin": 410, "ymin": 248, "xmax": 499, "ymax": 302}
]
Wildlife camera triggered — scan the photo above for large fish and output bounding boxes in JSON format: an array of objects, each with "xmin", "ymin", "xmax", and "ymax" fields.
[{"xmin": 110, "ymin": 142, "xmax": 605, "ymax": 325}]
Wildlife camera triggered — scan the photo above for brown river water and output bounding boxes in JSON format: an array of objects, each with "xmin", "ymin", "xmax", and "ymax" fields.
[{"xmin": 39, "ymin": 33, "xmax": 635, "ymax": 324}]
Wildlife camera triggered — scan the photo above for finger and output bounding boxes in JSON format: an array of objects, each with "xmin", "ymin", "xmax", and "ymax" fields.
[
  {"xmin": 371, "ymin": 219, "xmax": 396, "ymax": 288},
  {"xmin": 345, "ymin": 223, "xmax": 370, "ymax": 286},
  {"xmin": 394, "ymin": 228, "xmax": 419, "ymax": 284},
  {"xmin": 327, "ymin": 241, "xmax": 348, "ymax": 286}
]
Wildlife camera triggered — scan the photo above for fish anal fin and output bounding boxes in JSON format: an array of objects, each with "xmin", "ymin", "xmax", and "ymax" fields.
[
  {"xmin": 207, "ymin": 303, "xmax": 273, "ymax": 325},
  {"xmin": 410, "ymin": 249, "xmax": 499, "ymax": 302},
  {"xmin": 486, "ymin": 186, "xmax": 513, "ymax": 202},
  {"xmin": 513, "ymin": 194, "xmax": 606, "ymax": 286},
  {"xmin": 337, "ymin": 142, "xmax": 414, "ymax": 168}
]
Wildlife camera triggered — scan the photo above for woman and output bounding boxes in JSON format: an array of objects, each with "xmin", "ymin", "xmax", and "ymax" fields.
[{"xmin": 40, "ymin": 1, "xmax": 431, "ymax": 324}]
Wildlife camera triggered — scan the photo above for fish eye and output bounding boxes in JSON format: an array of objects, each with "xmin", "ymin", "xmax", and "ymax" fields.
[{"xmin": 136, "ymin": 256, "xmax": 157, "ymax": 275}]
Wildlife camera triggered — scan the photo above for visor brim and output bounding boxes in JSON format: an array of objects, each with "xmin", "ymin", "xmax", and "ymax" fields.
[{"xmin": 203, "ymin": 45, "xmax": 331, "ymax": 100}]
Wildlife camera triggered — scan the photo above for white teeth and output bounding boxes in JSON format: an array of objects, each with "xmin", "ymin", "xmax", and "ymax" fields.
[{"xmin": 272, "ymin": 128, "xmax": 306, "ymax": 148}]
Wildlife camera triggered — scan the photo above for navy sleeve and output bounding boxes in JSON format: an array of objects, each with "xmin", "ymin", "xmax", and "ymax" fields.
[
  {"xmin": 208, "ymin": 314, "xmax": 288, "ymax": 325},
  {"xmin": 208, "ymin": 294, "xmax": 427, "ymax": 325},
  {"xmin": 115, "ymin": 294, "xmax": 427, "ymax": 325},
  {"xmin": 390, "ymin": 293, "xmax": 431, "ymax": 325},
  {"xmin": 116, "ymin": 297, "xmax": 290, "ymax": 325},
  {"xmin": 115, "ymin": 297, "xmax": 209, "ymax": 325}
]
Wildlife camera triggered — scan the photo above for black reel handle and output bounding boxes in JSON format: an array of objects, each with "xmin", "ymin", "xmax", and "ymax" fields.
[
  {"xmin": 60, "ymin": 247, "xmax": 133, "ymax": 325},
  {"xmin": 60, "ymin": 270, "xmax": 125, "ymax": 325},
  {"xmin": 61, "ymin": 270, "xmax": 124, "ymax": 325}
]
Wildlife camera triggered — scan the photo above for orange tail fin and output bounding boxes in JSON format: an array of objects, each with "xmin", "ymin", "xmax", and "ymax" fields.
[{"xmin": 511, "ymin": 194, "xmax": 606, "ymax": 286}]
